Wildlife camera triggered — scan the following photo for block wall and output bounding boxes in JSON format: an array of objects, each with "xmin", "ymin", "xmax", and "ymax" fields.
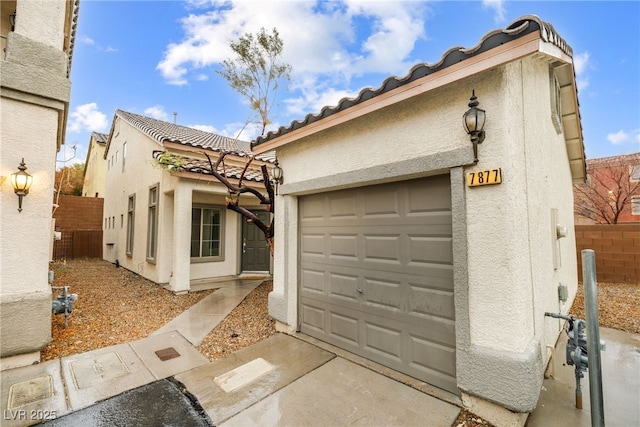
[{"xmin": 575, "ymin": 224, "xmax": 640, "ymax": 283}]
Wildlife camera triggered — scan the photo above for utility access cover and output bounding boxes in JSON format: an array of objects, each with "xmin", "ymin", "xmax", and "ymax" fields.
[
  {"xmin": 7, "ymin": 376, "xmax": 53, "ymax": 409},
  {"xmin": 70, "ymin": 352, "xmax": 130, "ymax": 389}
]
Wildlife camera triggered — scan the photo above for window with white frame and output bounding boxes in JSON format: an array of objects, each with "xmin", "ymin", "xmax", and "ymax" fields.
[
  {"xmin": 146, "ymin": 184, "xmax": 159, "ymax": 262},
  {"xmin": 630, "ymin": 165, "xmax": 640, "ymax": 182},
  {"xmin": 632, "ymin": 196, "xmax": 640, "ymax": 216},
  {"xmin": 126, "ymin": 194, "xmax": 135, "ymax": 256},
  {"xmin": 191, "ymin": 206, "xmax": 224, "ymax": 261}
]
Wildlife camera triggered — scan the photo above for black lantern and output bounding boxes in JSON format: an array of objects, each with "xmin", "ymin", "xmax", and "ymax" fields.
[
  {"xmin": 463, "ymin": 90, "xmax": 486, "ymax": 163},
  {"xmin": 270, "ymin": 160, "xmax": 283, "ymax": 195},
  {"xmin": 9, "ymin": 10, "xmax": 16, "ymax": 32},
  {"xmin": 11, "ymin": 158, "xmax": 33, "ymax": 212}
]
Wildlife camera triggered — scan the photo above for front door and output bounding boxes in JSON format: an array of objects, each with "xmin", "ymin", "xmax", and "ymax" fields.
[{"xmin": 241, "ymin": 210, "xmax": 271, "ymax": 272}]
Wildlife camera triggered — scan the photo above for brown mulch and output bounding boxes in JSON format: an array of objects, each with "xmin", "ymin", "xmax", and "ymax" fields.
[
  {"xmin": 197, "ymin": 280, "xmax": 276, "ymax": 360},
  {"xmin": 41, "ymin": 259, "xmax": 215, "ymax": 361},
  {"xmin": 569, "ymin": 282, "xmax": 640, "ymax": 334}
]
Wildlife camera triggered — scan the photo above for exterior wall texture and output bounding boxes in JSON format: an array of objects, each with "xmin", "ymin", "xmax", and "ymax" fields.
[
  {"xmin": 0, "ymin": 0, "xmax": 73, "ymax": 364},
  {"xmin": 575, "ymin": 224, "xmax": 640, "ymax": 282},
  {"xmin": 270, "ymin": 55, "xmax": 579, "ymax": 414}
]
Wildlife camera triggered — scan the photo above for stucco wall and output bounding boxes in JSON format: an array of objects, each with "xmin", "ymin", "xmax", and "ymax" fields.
[
  {"xmin": 270, "ymin": 55, "xmax": 579, "ymax": 413},
  {"xmin": 0, "ymin": 99, "xmax": 57, "ymax": 357},
  {"xmin": 83, "ymin": 139, "xmax": 106, "ymax": 197},
  {"xmin": 103, "ymin": 117, "xmax": 266, "ymax": 287}
]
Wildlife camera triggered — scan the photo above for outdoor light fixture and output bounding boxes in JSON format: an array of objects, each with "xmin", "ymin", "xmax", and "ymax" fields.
[
  {"xmin": 270, "ymin": 160, "xmax": 283, "ymax": 195},
  {"xmin": 463, "ymin": 90, "xmax": 486, "ymax": 163},
  {"xmin": 11, "ymin": 158, "xmax": 33, "ymax": 212},
  {"xmin": 9, "ymin": 10, "xmax": 16, "ymax": 32}
]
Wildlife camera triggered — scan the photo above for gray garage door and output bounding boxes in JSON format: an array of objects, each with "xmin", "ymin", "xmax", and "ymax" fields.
[{"xmin": 299, "ymin": 174, "xmax": 457, "ymax": 394}]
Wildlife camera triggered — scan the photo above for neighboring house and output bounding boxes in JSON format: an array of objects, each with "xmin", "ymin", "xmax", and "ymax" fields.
[
  {"xmin": 0, "ymin": 0, "xmax": 78, "ymax": 369},
  {"xmin": 82, "ymin": 131, "xmax": 108, "ymax": 197},
  {"xmin": 252, "ymin": 16, "xmax": 585, "ymax": 426},
  {"xmin": 103, "ymin": 110, "xmax": 274, "ymax": 294},
  {"xmin": 574, "ymin": 152, "xmax": 640, "ymax": 224}
]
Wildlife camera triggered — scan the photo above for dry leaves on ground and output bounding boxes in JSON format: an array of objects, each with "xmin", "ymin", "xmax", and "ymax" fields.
[
  {"xmin": 41, "ymin": 259, "xmax": 214, "ymax": 361},
  {"xmin": 569, "ymin": 282, "xmax": 640, "ymax": 334}
]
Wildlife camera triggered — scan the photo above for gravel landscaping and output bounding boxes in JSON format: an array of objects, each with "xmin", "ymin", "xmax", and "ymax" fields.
[{"xmin": 41, "ymin": 259, "xmax": 638, "ymax": 427}]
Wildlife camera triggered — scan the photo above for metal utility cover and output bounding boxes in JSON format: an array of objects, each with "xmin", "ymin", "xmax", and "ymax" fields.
[{"xmin": 298, "ymin": 175, "xmax": 457, "ymax": 394}]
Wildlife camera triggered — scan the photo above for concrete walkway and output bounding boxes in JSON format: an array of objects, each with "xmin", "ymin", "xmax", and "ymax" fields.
[{"xmin": 1, "ymin": 279, "xmax": 638, "ymax": 426}]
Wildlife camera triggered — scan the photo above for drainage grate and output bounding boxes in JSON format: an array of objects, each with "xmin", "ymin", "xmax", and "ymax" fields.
[
  {"xmin": 7, "ymin": 376, "xmax": 53, "ymax": 409},
  {"xmin": 155, "ymin": 347, "xmax": 181, "ymax": 361}
]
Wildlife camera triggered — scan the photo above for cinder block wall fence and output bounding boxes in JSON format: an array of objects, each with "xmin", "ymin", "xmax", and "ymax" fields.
[
  {"xmin": 53, "ymin": 195, "xmax": 104, "ymax": 259},
  {"xmin": 575, "ymin": 224, "xmax": 640, "ymax": 283}
]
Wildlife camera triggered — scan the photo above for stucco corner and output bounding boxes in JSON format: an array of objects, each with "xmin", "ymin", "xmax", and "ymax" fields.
[
  {"xmin": 457, "ymin": 338, "xmax": 544, "ymax": 412},
  {"xmin": 0, "ymin": 292, "xmax": 52, "ymax": 358},
  {"xmin": 268, "ymin": 290, "xmax": 288, "ymax": 325}
]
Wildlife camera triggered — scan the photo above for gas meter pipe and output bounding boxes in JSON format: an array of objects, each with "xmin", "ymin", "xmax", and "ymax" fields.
[{"xmin": 582, "ymin": 249, "xmax": 605, "ymax": 427}]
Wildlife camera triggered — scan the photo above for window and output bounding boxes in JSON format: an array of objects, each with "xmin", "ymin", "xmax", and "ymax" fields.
[
  {"xmin": 191, "ymin": 206, "xmax": 224, "ymax": 261},
  {"xmin": 632, "ymin": 197, "xmax": 640, "ymax": 216},
  {"xmin": 630, "ymin": 165, "xmax": 640, "ymax": 182},
  {"xmin": 122, "ymin": 142, "xmax": 127, "ymax": 171},
  {"xmin": 146, "ymin": 184, "xmax": 159, "ymax": 262},
  {"xmin": 126, "ymin": 194, "xmax": 135, "ymax": 256},
  {"xmin": 549, "ymin": 68, "xmax": 562, "ymax": 134}
]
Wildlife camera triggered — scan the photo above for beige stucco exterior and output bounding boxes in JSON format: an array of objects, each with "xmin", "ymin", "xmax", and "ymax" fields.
[
  {"xmin": 103, "ymin": 115, "xmax": 270, "ymax": 292},
  {"xmin": 82, "ymin": 133, "xmax": 107, "ymax": 197},
  {"xmin": 259, "ymin": 22, "xmax": 584, "ymax": 424},
  {"xmin": 0, "ymin": 0, "xmax": 76, "ymax": 369}
]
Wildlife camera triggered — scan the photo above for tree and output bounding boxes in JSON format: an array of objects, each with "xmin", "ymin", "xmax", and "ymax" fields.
[
  {"xmin": 574, "ymin": 156, "xmax": 640, "ymax": 224},
  {"xmin": 217, "ymin": 27, "xmax": 291, "ymax": 135},
  {"xmin": 55, "ymin": 163, "xmax": 85, "ymax": 196},
  {"xmin": 159, "ymin": 28, "xmax": 291, "ymax": 255}
]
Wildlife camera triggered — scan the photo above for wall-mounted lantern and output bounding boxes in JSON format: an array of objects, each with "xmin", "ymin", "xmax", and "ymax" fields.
[
  {"xmin": 270, "ymin": 160, "xmax": 283, "ymax": 195},
  {"xmin": 9, "ymin": 10, "xmax": 16, "ymax": 32},
  {"xmin": 11, "ymin": 158, "xmax": 33, "ymax": 212},
  {"xmin": 463, "ymin": 90, "xmax": 486, "ymax": 163}
]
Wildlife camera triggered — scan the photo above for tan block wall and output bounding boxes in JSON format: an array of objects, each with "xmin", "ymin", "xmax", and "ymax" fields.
[{"xmin": 575, "ymin": 224, "xmax": 640, "ymax": 283}]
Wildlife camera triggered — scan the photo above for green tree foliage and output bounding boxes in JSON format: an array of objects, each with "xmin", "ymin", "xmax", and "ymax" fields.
[
  {"xmin": 217, "ymin": 27, "xmax": 291, "ymax": 135},
  {"xmin": 55, "ymin": 163, "xmax": 85, "ymax": 196}
]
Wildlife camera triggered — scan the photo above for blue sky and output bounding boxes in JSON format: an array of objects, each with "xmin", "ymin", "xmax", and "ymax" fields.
[{"xmin": 62, "ymin": 0, "xmax": 640, "ymax": 167}]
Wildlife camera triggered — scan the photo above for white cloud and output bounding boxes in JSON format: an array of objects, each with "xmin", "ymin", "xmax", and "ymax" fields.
[
  {"xmin": 78, "ymin": 35, "xmax": 95, "ymax": 45},
  {"xmin": 68, "ymin": 103, "xmax": 108, "ymax": 133},
  {"xmin": 156, "ymin": 1, "xmax": 426, "ymax": 87},
  {"xmin": 607, "ymin": 129, "xmax": 640, "ymax": 147},
  {"xmin": 144, "ymin": 105, "xmax": 169, "ymax": 121},
  {"xmin": 607, "ymin": 130, "xmax": 628, "ymax": 145},
  {"xmin": 573, "ymin": 51, "xmax": 590, "ymax": 91},
  {"xmin": 189, "ymin": 124, "xmax": 216, "ymax": 133},
  {"xmin": 482, "ymin": 0, "xmax": 506, "ymax": 23}
]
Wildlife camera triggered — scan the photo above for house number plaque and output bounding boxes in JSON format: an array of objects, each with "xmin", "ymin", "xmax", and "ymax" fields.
[{"xmin": 466, "ymin": 168, "xmax": 502, "ymax": 187}]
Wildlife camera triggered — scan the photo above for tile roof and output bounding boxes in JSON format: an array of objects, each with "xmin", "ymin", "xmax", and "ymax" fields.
[
  {"xmin": 91, "ymin": 131, "xmax": 108, "ymax": 145},
  {"xmin": 253, "ymin": 15, "xmax": 572, "ymax": 148},
  {"xmin": 109, "ymin": 110, "xmax": 275, "ymax": 183},
  {"xmin": 151, "ymin": 150, "xmax": 269, "ymax": 183},
  {"xmin": 116, "ymin": 109, "xmax": 252, "ymax": 152}
]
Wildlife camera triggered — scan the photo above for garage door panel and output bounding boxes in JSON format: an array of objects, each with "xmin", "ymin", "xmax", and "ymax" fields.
[
  {"xmin": 408, "ymin": 286, "xmax": 455, "ymax": 320},
  {"xmin": 299, "ymin": 175, "xmax": 457, "ymax": 394},
  {"xmin": 363, "ymin": 321, "xmax": 402, "ymax": 361},
  {"xmin": 409, "ymin": 336, "xmax": 456, "ymax": 376},
  {"xmin": 329, "ymin": 312, "xmax": 359, "ymax": 345}
]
